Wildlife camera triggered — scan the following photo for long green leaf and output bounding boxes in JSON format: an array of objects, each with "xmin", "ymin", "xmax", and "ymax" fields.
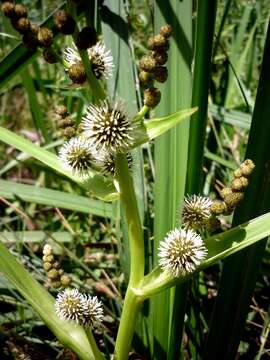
[
  {"xmin": 152, "ymin": 1, "xmax": 193, "ymax": 358},
  {"xmin": 203, "ymin": 20, "xmax": 270, "ymax": 360},
  {"xmin": 0, "ymin": 240, "xmax": 95, "ymax": 360},
  {"xmin": 0, "ymin": 180, "xmax": 113, "ymax": 218}
]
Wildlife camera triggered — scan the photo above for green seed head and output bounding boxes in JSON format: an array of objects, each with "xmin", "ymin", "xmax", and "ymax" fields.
[
  {"xmin": 38, "ymin": 27, "xmax": 53, "ymax": 48},
  {"xmin": 48, "ymin": 268, "xmax": 59, "ymax": 280},
  {"xmin": 139, "ymin": 55, "xmax": 157, "ymax": 73},
  {"xmin": 210, "ymin": 200, "xmax": 226, "ymax": 215},
  {"xmin": 233, "ymin": 168, "xmax": 242, "ymax": 178},
  {"xmin": 154, "ymin": 66, "xmax": 168, "ymax": 83},
  {"xmin": 224, "ymin": 192, "xmax": 244, "ymax": 208},
  {"xmin": 159, "ymin": 24, "xmax": 172, "ymax": 38},
  {"xmin": 53, "ymin": 10, "xmax": 75, "ymax": 35},
  {"xmin": 220, "ymin": 187, "xmax": 232, "ymax": 199},
  {"xmin": 139, "ymin": 71, "xmax": 153, "ymax": 86},
  {"xmin": 43, "ymin": 262, "xmax": 52, "ymax": 271},
  {"xmin": 231, "ymin": 178, "xmax": 243, "ymax": 191},
  {"xmin": 61, "ymin": 274, "xmax": 72, "ymax": 286},
  {"xmin": 240, "ymin": 159, "xmax": 255, "ymax": 176},
  {"xmin": 68, "ymin": 61, "xmax": 87, "ymax": 84},
  {"xmin": 144, "ymin": 87, "xmax": 161, "ymax": 108},
  {"xmin": 51, "ymin": 280, "xmax": 61, "ymax": 288},
  {"xmin": 152, "ymin": 50, "xmax": 168, "ymax": 65},
  {"xmin": 147, "ymin": 34, "xmax": 168, "ymax": 50},
  {"xmin": 1, "ymin": 2, "xmax": 15, "ymax": 18},
  {"xmin": 14, "ymin": 4, "xmax": 27, "ymax": 18}
]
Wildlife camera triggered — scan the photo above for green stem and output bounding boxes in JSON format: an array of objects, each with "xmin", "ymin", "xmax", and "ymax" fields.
[
  {"xmin": 113, "ymin": 288, "xmax": 143, "ymax": 360},
  {"xmin": 115, "ymin": 153, "xmax": 144, "ymax": 286},
  {"xmin": 85, "ymin": 327, "xmax": 105, "ymax": 360},
  {"xmin": 113, "ymin": 153, "xmax": 145, "ymax": 359},
  {"xmin": 133, "ymin": 105, "xmax": 149, "ymax": 123}
]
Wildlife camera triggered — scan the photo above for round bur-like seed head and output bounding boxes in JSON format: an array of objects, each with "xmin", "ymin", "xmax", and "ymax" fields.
[
  {"xmin": 54, "ymin": 10, "xmax": 75, "ymax": 35},
  {"xmin": 220, "ymin": 187, "xmax": 232, "ymax": 199},
  {"xmin": 14, "ymin": 4, "xmax": 27, "ymax": 18},
  {"xmin": 16, "ymin": 17, "xmax": 30, "ymax": 33},
  {"xmin": 1, "ymin": 2, "xmax": 15, "ymax": 18},
  {"xmin": 48, "ymin": 269, "xmax": 59, "ymax": 280},
  {"xmin": 181, "ymin": 195, "xmax": 213, "ymax": 230},
  {"xmin": 152, "ymin": 50, "xmax": 168, "ymax": 65},
  {"xmin": 210, "ymin": 200, "xmax": 226, "ymax": 215},
  {"xmin": 240, "ymin": 159, "xmax": 255, "ymax": 176},
  {"xmin": 63, "ymin": 126, "xmax": 76, "ymax": 139},
  {"xmin": 61, "ymin": 274, "xmax": 72, "ymax": 286},
  {"xmin": 55, "ymin": 105, "xmax": 68, "ymax": 117},
  {"xmin": 160, "ymin": 24, "xmax": 172, "ymax": 38},
  {"xmin": 139, "ymin": 71, "xmax": 153, "ymax": 86},
  {"xmin": 154, "ymin": 66, "xmax": 168, "ymax": 83},
  {"xmin": 144, "ymin": 87, "xmax": 161, "ymax": 108},
  {"xmin": 147, "ymin": 34, "xmax": 168, "ymax": 50},
  {"xmin": 158, "ymin": 228, "xmax": 207, "ymax": 278},
  {"xmin": 68, "ymin": 61, "xmax": 87, "ymax": 84},
  {"xmin": 224, "ymin": 192, "xmax": 244, "ymax": 208},
  {"xmin": 38, "ymin": 27, "xmax": 53, "ymax": 48},
  {"xmin": 76, "ymin": 26, "xmax": 97, "ymax": 50},
  {"xmin": 139, "ymin": 55, "xmax": 157, "ymax": 73},
  {"xmin": 231, "ymin": 178, "xmax": 243, "ymax": 191}
]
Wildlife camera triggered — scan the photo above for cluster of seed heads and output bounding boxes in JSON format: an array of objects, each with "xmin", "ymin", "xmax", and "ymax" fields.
[
  {"xmin": 55, "ymin": 105, "xmax": 76, "ymax": 139},
  {"xmin": 181, "ymin": 159, "xmax": 255, "ymax": 232},
  {"xmin": 1, "ymin": 2, "xmax": 59, "ymax": 62},
  {"xmin": 42, "ymin": 244, "xmax": 71, "ymax": 288},
  {"xmin": 216, "ymin": 159, "xmax": 255, "ymax": 213},
  {"xmin": 55, "ymin": 288, "xmax": 104, "ymax": 328},
  {"xmin": 138, "ymin": 24, "xmax": 172, "ymax": 108}
]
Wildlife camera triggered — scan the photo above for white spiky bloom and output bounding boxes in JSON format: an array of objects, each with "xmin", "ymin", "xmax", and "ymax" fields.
[
  {"xmin": 181, "ymin": 195, "xmax": 213, "ymax": 230},
  {"xmin": 55, "ymin": 289, "xmax": 104, "ymax": 328},
  {"xmin": 55, "ymin": 288, "xmax": 87, "ymax": 324},
  {"xmin": 64, "ymin": 42, "xmax": 113, "ymax": 80},
  {"xmin": 58, "ymin": 136, "xmax": 96, "ymax": 178},
  {"xmin": 81, "ymin": 100, "xmax": 135, "ymax": 153},
  {"xmin": 158, "ymin": 228, "xmax": 207, "ymax": 278},
  {"xmin": 81, "ymin": 295, "xmax": 104, "ymax": 328}
]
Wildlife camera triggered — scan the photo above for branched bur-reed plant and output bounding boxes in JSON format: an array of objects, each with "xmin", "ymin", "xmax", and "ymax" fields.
[{"xmin": 0, "ymin": 2, "xmax": 270, "ymax": 360}]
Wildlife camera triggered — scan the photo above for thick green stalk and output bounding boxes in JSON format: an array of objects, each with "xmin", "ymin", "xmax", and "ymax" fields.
[
  {"xmin": 186, "ymin": 0, "xmax": 217, "ymax": 194},
  {"xmin": 113, "ymin": 153, "xmax": 145, "ymax": 359},
  {"xmin": 114, "ymin": 288, "xmax": 143, "ymax": 360},
  {"xmin": 115, "ymin": 154, "xmax": 144, "ymax": 285},
  {"xmin": 203, "ymin": 20, "xmax": 270, "ymax": 360}
]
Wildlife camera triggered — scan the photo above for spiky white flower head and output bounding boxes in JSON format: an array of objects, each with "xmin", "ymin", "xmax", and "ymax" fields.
[
  {"xmin": 55, "ymin": 288, "xmax": 87, "ymax": 324},
  {"xmin": 181, "ymin": 195, "xmax": 213, "ymax": 230},
  {"xmin": 58, "ymin": 136, "xmax": 96, "ymax": 179},
  {"xmin": 55, "ymin": 289, "xmax": 104, "ymax": 328},
  {"xmin": 158, "ymin": 228, "xmax": 207, "ymax": 278},
  {"xmin": 64, "ymin": 42, "xmax": 113, "ymax": 80},
  {"xmin": 81, "ymin": 100, "xmax": 135, "ymax": 153},
  {"xmin": 81, "ymin": 295, "xmax": 104, "ymax": 328}
]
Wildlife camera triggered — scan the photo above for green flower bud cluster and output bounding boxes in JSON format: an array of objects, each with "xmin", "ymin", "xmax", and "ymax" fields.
[
  {"xmin": 1, "ymin": 1, "xmax": 58, "ymax": 62},
  {"xmin": 218, "ymin": 159, "xmax": 255, "ymax": 214},
  {"xmin": 55, "ymin": 105, "xmax": 76, "ymax": 139},
  {"xmin": 42, "ymin": 244, "xmax": 71, "ymax": 288},
  {"xmin": 138, "ymin": 24, "xmax": 172, "ymax": 108}
]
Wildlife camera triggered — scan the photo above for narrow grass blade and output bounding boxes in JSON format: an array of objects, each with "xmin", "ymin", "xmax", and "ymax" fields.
[
  {"xmin": 0, "ymin": 241, "xmax": 95, "ymax": 360},
  {"xmin": 203, "ymin": 21, "xmax": 270, "ymax": 360},
  {"xmin": 0, "ymin": 180, "xmax": 113, "ymax": 218},
  {"xmin": 151, "ymin": 1, "xmax": 193, "ymax": 358}
]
